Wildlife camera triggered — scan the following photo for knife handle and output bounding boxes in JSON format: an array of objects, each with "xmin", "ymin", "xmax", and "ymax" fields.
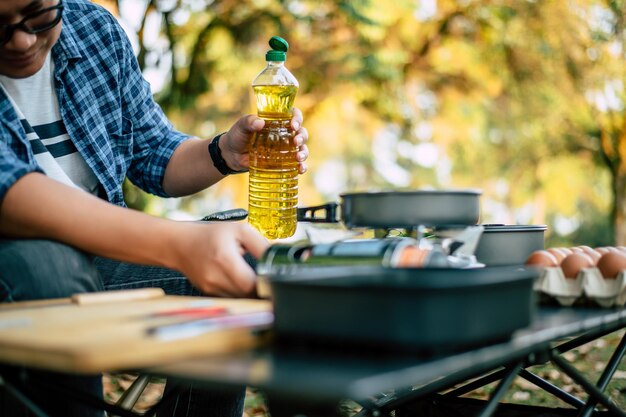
[{"xmin": 71, "ymin": 288, "xmax": 165, "ymax": 305}]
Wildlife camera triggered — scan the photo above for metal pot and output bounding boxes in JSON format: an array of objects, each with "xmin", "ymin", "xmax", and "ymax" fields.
[
  {"xmin": 474, "ymin": 224, "xmax": 547, "ymax": 266},
  {"xmin": 269, "ymin": 264, "xmax": 538, "ymax": 352},
  {"xmin": 298, "ymin": 189, "xmax": 482, "ymax": 228}
]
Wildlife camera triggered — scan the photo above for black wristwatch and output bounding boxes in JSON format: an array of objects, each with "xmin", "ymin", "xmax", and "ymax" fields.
[{"xmin": 208, "ymin": 133, "xmax": 247, "ymax": 175}]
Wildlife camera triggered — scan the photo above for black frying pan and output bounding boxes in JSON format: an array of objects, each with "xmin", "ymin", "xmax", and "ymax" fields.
[
  {"xmin": 298, "ymin": 189, "xmax": 482, "ymax": 228},
  {"xmin": 201, "ymin": 190, "xmax": 482, "ymax": 228}
]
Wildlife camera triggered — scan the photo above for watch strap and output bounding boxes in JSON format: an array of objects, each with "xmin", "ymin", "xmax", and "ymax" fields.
[{"xmin": 208, "ymin": 133, "xmax": 246, "ymax": 175}]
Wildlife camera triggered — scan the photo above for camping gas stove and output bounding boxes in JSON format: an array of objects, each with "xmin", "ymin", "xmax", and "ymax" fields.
[{"xmin": 257, "ymin": 224, "xmax": 486, "ymax": 279}]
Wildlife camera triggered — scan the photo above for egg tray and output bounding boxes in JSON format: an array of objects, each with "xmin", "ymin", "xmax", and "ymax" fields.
[{"xmin": 534, "ymin": 267, "xmax": 626, "ymax": 307}]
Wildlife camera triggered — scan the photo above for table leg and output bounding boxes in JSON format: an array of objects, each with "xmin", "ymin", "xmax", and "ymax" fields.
[
  {"xmin": 364, "ymin": 360, "xmax": 528, "ymax": 417},
  {"xmin": 385, "ymin": 362, "xmax": 523, "ymax": 417},
  {"xmin": 113, "ymin": 374, "xmax": 151, "ymax": 413},
  {"xmin": 444, "ymin": 361, "xmax": 587, "ymax": 409},
  {"xmin": 554, "ymin": 327, "xmax": 621, "ymax": 356},
  {"xmin": 517, "ymin": 369, "xmax": 585, "ymax": 408},
  {"xmin": 373, "ymin": 364, "xmax": 511, "ymax": 413},
  {"xmin": 475, "ymin": 362, "xmax": 522, "ymax": 417},
  {"xmin": 551, "ymin": 353, "xmax": 626, "ymax": 417},
  {"xmin": 576, "ymin": 331, "xmax": 626, "ymax": 417},
  {"xmin": 443, "ymin": 368, "xmax": 509, "ymax": 397}
]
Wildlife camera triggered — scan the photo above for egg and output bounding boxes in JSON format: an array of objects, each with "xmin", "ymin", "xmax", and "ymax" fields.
[
  {"xmin": 560, "ymin": 253, "xmax": 594, "ymax": 279},
  {"xmin": 595, "ymin": 247, "xmax": 611, "ymax": 255},
  {"xmin": 596, "ymin": 251, "xmax": 626, "ymax": 279},
  {"xmin": 546, "ymin": 248, "xmax": 567, "ymax": 264},
  {"xmin": 580, "ymin": 247, "xmax": 601, "ymax": 264},
  {"xmin": 525, "ymin": 250, "xmax": 559, "ymax": 268},
  {"xmin": 558, "ymin": 247, "xmax": 573, "ymax": 255}
]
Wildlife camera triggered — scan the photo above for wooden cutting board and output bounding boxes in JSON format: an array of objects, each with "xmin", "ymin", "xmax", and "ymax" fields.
[{"xmin": 0, "ymin": 289, "xmax": 272, "ymax": 374}]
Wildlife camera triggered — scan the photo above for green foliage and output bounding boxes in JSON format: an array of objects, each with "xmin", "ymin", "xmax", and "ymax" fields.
[
  {"xmin": 337, "ymin": 0, "xmax": 380, "ymax": 26},
  {"xmin": 115, "ymin": 0, "xmax": 626, "ymax": 245}
]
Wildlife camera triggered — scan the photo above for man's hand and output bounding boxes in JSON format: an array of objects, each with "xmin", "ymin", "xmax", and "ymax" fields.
[
  {"xmin": 1, "ymin": 173, "xmax": 270, "ymax": 298},
  {"xmin": 172, "ymin": 221, "xmax": 269, "ymax": 297},
  {"xmin": 163, "ymin": 108, "xmax": 309, "ymax": 197},
  {"xmin": 220, "ymin": 108, "xmax": 309, "ymax": 174}
]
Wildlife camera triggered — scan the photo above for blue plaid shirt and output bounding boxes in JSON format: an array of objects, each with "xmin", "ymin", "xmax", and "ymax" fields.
[{"xmin": 0, "ymin": 0, "xmax": 190, "ymax": 206}]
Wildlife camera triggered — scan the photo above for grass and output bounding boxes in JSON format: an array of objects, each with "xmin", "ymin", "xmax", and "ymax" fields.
[
  {"xmin": 104, "ymin": 329, "xmax": 625, "ymax": 415},
  {"xmin": 485, "ymin": 328, "xmax": 626, "ymax": 410}
]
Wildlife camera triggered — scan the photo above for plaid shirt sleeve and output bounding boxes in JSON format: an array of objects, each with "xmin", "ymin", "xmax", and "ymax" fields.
[
  {"xmin": 0, "ymin": 99, "xmax": 43, "ymax": 201},
  {"xmin": 113, "ymin": 21, "xmax": 191, "ymax": 196},
  {"xmin": 0, "ymin": 141, "xmax": 41, "ymax": 202}
]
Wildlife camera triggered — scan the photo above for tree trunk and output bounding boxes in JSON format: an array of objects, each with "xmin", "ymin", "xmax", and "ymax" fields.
[{"xmin": 612, "ymin": 171, "xmax": 626, "ymax": 245}]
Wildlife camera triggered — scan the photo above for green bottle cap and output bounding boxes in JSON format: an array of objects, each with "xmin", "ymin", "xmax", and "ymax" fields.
[
  {"xmin": 266, "ymin": 49, "xmax": 286, "ymax": 61},
  {"xmin": 269, "ymin": 36, "xmax": 289, "ymax": 52}
]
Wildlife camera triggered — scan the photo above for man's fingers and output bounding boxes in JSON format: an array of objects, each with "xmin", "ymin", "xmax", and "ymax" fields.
[
  {"xmin": 238, "ymin": 223, "xmax": 270, "ymax": 259},
  {"xmin": 214, "ymin": 233, "xmax": 260, "ymax": 296},
  {"xmin": 204, "ymin": 248, "xmax": 257, "ymax": 296},
  {"xmin": 294, "ymin": 127, "xmax": 308, "ymax": 147},
  {"xmin": 291, "ymin": 108, "xmax": 303, "ymax": 130},
  {"xmin": 235, "ymin": 114, "xmax": 264, "ymax": 136},
  {"xmin": 293, "ymin": 128, "xmax": 309, "ymax": 148},
  {"xmin": 222, "ymin": 115, "xmax": 264, "ymax": 157},
  {"xmin": 228, "ymin": 114, "xmax": 265, "ymax": 143},
  {"xmin": 225, "ymin": 254, "xmax": 258, "ymax": 295},
  {"xmin": 296, "ymin": 144, "xmax": 308, "ymax": 162}
]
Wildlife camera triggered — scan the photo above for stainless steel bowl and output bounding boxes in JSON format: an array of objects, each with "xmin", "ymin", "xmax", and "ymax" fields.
[{"xmin": 475, "ymin": 224, "xmax": 547, "ymax": 266}]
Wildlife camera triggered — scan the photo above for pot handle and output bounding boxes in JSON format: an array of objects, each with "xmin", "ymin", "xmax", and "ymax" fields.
[
  {"xmin": 200, "ymin": 208, "xmax": 248, "ymax": 222},
  {"xmin": 297, "ymin": 203, "xmax": 340, "ymax": 223}
]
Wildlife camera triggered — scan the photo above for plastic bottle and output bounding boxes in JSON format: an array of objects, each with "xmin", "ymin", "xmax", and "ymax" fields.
[{"xmin": 248, "ymin": 36, "xmax": 300, "ymax": 239}]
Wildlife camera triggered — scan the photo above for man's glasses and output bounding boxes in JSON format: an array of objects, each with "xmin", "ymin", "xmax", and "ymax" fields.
[{"xmin": 0, "ymin": 1, "xmax": 64, "ymax": 46}]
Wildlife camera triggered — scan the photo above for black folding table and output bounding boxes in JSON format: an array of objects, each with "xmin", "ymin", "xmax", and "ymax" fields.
[
  {"xmin": 149, "ymin": 306, "xmax": 626, "ymax": 417},
  {"xmin": 1, "ymin": 303, "xmax": 624, "ymax": 417}
]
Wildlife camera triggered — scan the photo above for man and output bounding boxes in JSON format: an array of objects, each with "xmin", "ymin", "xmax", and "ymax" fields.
[{"xmin": 0, "ymin": 0, "xmax": 309, "ymax": 415}]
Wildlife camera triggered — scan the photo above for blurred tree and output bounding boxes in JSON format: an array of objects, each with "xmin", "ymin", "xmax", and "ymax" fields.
[
  {"xmin": 376, "ymin": 0, "xmax": 624, "ymax": 243},
  {"xmin": 100, "ymin": 0, "xmax": 625, "ymax": 244},
  {"xmin": 466, "ymin": 0, "xmax": 626, "ymax": 243}
]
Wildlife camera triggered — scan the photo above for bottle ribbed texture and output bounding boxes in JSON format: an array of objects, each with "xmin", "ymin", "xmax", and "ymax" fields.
[{"xmin": 249, "ymin": 60, "xmax": 299, "ymax": 239}]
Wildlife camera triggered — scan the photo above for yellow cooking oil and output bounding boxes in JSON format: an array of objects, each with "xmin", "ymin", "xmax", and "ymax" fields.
[{"xmin": 248, "ymin": 84, "xmax": 299, "ymax": 239}]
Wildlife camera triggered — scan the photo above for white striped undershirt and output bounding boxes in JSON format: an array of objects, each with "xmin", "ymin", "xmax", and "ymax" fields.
[{"xmin": 0, "ymin": 54, "xmax": 99, "ymax": 195}]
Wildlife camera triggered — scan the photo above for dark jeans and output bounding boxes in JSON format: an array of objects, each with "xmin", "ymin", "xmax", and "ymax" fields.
[{"xmin": 0, "ymin": 239, "xmax": 245, "ymax": 417}]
